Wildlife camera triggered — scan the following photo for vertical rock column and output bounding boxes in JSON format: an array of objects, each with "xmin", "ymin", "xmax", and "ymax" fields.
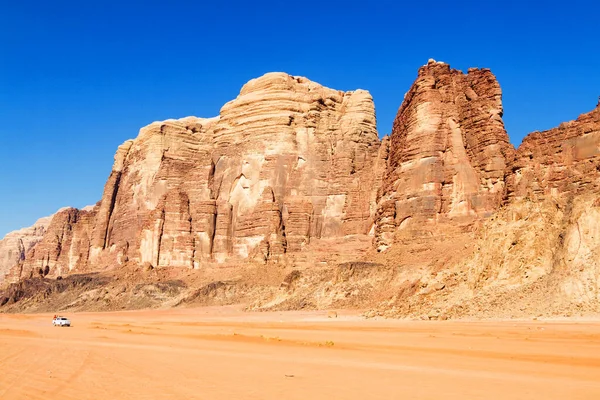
[{"xmin": 375, "ymin": 60, "xmax": 514, "ymax": 250}]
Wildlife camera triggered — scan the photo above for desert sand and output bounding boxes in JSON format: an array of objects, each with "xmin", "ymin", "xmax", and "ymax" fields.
[{"xmin": 1, "ymin": 307, "xmax": 599, "ymax": 399}]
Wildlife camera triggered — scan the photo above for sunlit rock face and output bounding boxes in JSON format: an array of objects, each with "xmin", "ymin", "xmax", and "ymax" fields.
[
  {"xmin": 8, "ymin": 64, "xmax": 595, "ymax": 281},
  {"xmin": 374, "ymin": 60, "xmax": 515, "ymax": 251},
  {"xmin": 4, "ymin": 63, "xmax": 600, "ymax": 319},
  {"xmin": 3, "ymin": 72, "xmax": 383, "ymax": 280},
  {"xmin": 207, "ymin": 73, "xmax": 381, "ymax": 263},
  {"xmin": 507, "ymin": 103, "xmax": 600, "ymax": 201}
]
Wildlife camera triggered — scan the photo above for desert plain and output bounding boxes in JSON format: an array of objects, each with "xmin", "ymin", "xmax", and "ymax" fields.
[{"xmin": 1, "ymin": 307, "xmax": 599, "ymax": 399}]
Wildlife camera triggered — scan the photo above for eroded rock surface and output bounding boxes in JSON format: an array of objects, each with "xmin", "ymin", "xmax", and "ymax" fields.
[
  {"xmin": 3, "ymin": 73, "xmax": 383, "ymax": 282},
  {"xmin": 367, "ymin": 100, "xmax": 600, "ymax": 319},
  {"xmin": 374, "ymin": 60, "xmax": 515, "ymax": 251},
  {"xmin": 3, "ymin": 64, "xmax": 600, "ymax": 320},
  {"xmin": 0, "ymin": 213, "xmax": 55, "ymax": 284},
  {"xmin": 507, "ymin": 104, "xmax": 600, "ymax": 200},
  {"xmin": 7, "ymin": 207, "xmax": 98, "ymax": 283}
]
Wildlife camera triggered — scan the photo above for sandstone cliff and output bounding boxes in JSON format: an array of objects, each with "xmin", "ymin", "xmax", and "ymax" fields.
[
  {"xmin": 3, "ymin": 73, "xmax": 383, "ymax": 283},
  {"xmin": 507, "ymin": 103, "xmax": 600, "ymax": 200},
  {"xmin": 367, "ymin": 102, "xmax": 600, "ymax": 319},
  {"xmin": 374, "ymin": 59, "xmax": 514, "ymax": 251},
  {"xmin": 2, "ymin": 64, "xmax": 599, "ymax": 320},
  {"xmin": 10, "ymin": 207, "xmax": 98, "ymax": 283},
  {"xmin": 0, "ymin": 213, "xmax": 56, "ymax": 284}
]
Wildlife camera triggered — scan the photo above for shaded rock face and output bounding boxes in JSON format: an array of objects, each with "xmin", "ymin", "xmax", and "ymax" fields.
[
  {"xmin": 3, "ymin": 72, "xmax": 383, "ymax": 281},
  {"xmin": 507, "ymin": 104, "xmax": 600, "ymax": 200},
  {"xmin": 7, "ymin": 208, "xmax": 97, "ymax": 283},
  {"xmin": 374, "ymin": 60, "xmax": 515, "ymax": 251},
  {"xmin": 0, "ymin": 213, "xmax": 55, "ymax": 284}
]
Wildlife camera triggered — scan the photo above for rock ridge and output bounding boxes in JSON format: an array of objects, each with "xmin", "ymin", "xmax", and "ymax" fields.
[
  {"xmin": 3, "ymin": 60, "xmax": 600, "ymax": 322},
  {"xmin": 507, "ymin": 103, "xmax": 600, "ymax": 200}
]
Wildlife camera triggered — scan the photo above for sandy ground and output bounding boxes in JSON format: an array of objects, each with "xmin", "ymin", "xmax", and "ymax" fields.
[{"xmin": 0, "ymin": 307, "xmax": 599, "ymax": 399}]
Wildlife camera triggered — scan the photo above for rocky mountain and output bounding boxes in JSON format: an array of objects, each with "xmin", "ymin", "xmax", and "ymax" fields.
[
  {"xmin": 0, "ymin": 212, "xmax": 56, "ymax": 283},
  {"xmin": 362, "ymin": 63, "xmax": 599, "ymax": 319},
  {"xmin": 2, "ymin": 72, "xmax": 384, "ymax": 284},
  {"xmin": 507, "ymin": 101, "xmax": 600, "ymax": 200},
  {"xmin": 408, "ymin": 100, "xmax": 600, "ymax": 319},
  {"xmin": 374, "ymin": 59, "xmax": 514, "ymax": 251},
  {"xmin": 1, "ymin": 62, "xmax": 598, "ymax": 318}
]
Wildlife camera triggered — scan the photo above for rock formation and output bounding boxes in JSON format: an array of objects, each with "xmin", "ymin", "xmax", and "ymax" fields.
[
  {"xmin": 2, "ymin": 62, "xmax": 599, "ymax": 320},
  {"xmin": 2, "ymin": 72, "xmax": 383, "ymax": 283},
  {"xmin": 374, "ymin": 59, "xmax": 514, "ymax": 251},
  {"xmin": 367, "ymin": 100, "xmax": 600, "ymax": 319},
  {"xmin": 9, "ymin": 207, "xmax": 98, "ymax": 283},
  {"xmin": 507, "ymin": 103, "xmax": 600, "ymax": 200},
  {"xmin": 0, "ymin": 213, "xmax": 56, "ymax": 284}
]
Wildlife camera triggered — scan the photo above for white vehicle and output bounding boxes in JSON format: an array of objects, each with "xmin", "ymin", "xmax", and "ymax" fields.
[{"xmin": 52, "ymin": 316, "xmax": 71, "ymax": 327}]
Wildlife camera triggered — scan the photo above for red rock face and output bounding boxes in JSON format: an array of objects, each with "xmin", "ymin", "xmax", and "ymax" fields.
[
  {"xmin": 7, "ymin": 208, "xmax": 96, "ymax": 283},
  {"xmin": 0, "ymin": 213, "xmax": 55, "ymax": 284},
  {"xmin": 4, "ymin": 64, "xmax": 598, "ymax": 287},
  {"xmin": 3, "ymin": 72, "xmax": 384, "ymax": 281},
  {"xmin": 88, "ymin": 117, "xmax": 219, "ymax": 270},
  {"xmin": 507, "ymin": 104, "xmax": 600, "ymax": 200},
  {"xmin": 374, "ymin": 60, "xmax": 515, "ymax": 250}
]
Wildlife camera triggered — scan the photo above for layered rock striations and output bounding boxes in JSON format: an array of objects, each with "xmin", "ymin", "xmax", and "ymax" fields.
[
  {"xmin": 3, "ymin": 73, "xmax": 383, "ymax": 282},
  {"xmin": 89, "ymin": 117, "xmax": 219, "ymax": 270},
  {"xmin": 374, "ymin": 60, "xmax": 515, "ymax": 250},
  {"xmin": 209, "ymin": 74, "xmax": 381, "ymax": 258},
  {"xmin": 507, "ymin": 103, "xmax": 600, "ymax": 200},
  {"xmin": 0, "ymin": 213, "xmax": 55, "ymax": 284},
  {"xmin": 9, "ymin": 207, "xmax": 97, "ymax": 282},
  {"xmin": 4, "ymin": 61, "xmax": 600, "ymax": 317},
  {"xmin": 374, "ymin": 100, "xmax": 600, "ymax": 318}
]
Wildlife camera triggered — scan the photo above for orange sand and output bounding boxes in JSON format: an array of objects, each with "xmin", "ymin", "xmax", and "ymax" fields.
[{"xmin": 1, "ymin": 307, "xmax": 599, "ymax": 399}]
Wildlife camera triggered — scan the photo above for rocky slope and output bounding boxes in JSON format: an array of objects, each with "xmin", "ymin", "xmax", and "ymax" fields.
[
  {"xmin": 368, "ymin": 101, "xmax": 600, "ymax": 319},
  {"xmin": 1, "ymin": 62, "xmax": 599, "ymax": 319}
]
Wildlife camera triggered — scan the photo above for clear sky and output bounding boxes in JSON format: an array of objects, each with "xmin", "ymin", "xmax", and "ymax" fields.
[{"xmin": 1, "ymin": 0, "xmax": 599, "ymax": 237}]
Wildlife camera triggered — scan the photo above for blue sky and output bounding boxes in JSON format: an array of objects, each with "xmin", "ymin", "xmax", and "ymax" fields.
[{"xmin": 1, "ymin": 0, "xmax": 599, "ymax": 237}]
